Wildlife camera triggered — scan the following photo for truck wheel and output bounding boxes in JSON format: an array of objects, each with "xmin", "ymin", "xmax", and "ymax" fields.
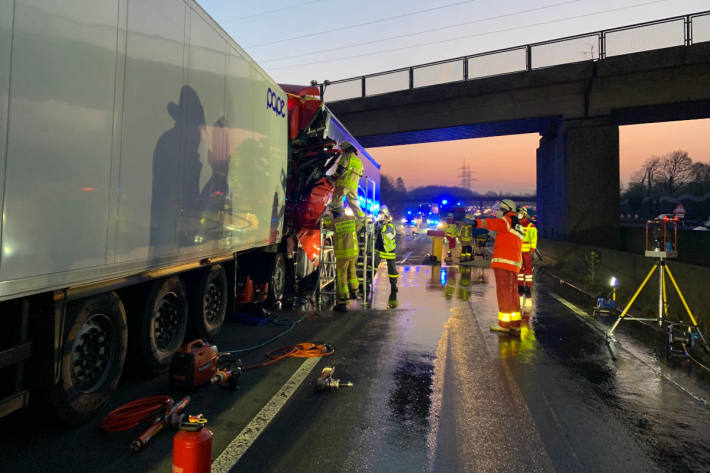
[
  {"xmin": 268, "ymin": 252, "xmax": 286, "ymax": 304},
  {"xmin": 140, "ymin": 277, "xmax": 188, "ymax": 375},
  {"xmin": 50, "ymin": 292, "xmax": 127, "ymax": 425},
  {"xmin": 188, "ymin": 265, "xmax": 228, "ymax": 343}
]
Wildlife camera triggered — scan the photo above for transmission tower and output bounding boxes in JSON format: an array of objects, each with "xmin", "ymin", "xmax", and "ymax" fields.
[{"xmin": 459, "ymin": 159, "xmax": 474, "ymax": 190}]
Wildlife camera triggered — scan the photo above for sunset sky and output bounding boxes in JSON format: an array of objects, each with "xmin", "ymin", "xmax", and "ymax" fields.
[
  {"xmin": 368, "ymin": 118, "xmax": 710, "ymax": 193},
  {"xmin": 199, "ymin": 0, "xmax": 710, "ymax": 193}
]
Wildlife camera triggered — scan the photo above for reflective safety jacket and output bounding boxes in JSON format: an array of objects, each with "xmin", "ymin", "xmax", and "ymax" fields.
[
  {"xmin": 377, "ymin": 221, "xmax": 397, "ymax": 259},
  {"xmin": 476, "ymin": 212, "xmax": 524, "ymax": 272},
  {"xmin": 325, "ymin": 214, "xmax": 360, "ymax": 259},
  {"xmin": 522, "ymin": 221, "xmax": 537, "ymax": 253},
  {"xmin": 459, "ymin": 223, "xmax": 473, "ymax": 243},
  {"xmin": 335, "ymin": 151, "xmax": 363, "ymax": 191},
  {"xmin": 445, "ymin": 223, "xmax": 458, "ymax": 239}
]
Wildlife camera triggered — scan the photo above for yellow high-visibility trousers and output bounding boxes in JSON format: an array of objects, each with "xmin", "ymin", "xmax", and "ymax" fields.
[
  {"xmin": 332, "ymin": 186, "xmax": 364, "ymax": 218},
  {"xmin": 336, "ymin": 256, "xmax": 358, "ymax": 303}
]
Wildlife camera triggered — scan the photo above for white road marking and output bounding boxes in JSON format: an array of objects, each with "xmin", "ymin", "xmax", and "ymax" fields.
[
  {"xmin": 548, "ymin": 291, "xmax": 708, "ymax": 406},
  {"xmin": 426, "ymin": 315, "xmax": 450, "ymax": 467},
  {"xmin": 398, "ymin": 251, "xmax": 412, "ymax": 264},
  {"xmin": 211, "ymin": 357, "xmax": 321, "ymax": 473}
]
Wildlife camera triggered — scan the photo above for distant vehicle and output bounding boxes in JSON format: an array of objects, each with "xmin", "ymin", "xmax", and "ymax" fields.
[
  {"xmin": 656, "ymin": 213, "xmax": 681, "ymax": 220},
  {"xmin": 693, "ymin": 219, "xmax": 710, "ymax": 231}
]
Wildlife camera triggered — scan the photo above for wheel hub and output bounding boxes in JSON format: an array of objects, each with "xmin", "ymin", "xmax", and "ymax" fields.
[
  {"xmin": 272, "ymin": 258, "xmax": 285, "ymax": 298},
  {"xmin": 154, "ymin": 292, "xmax": 180, "ymax": 351},
  {"xmin": 70, "ymin": 314, "xmax": 114, "ymax": 393},
  {"xmin": 203, "ymin": 282, "xmax": 223, "ymax": 325}
]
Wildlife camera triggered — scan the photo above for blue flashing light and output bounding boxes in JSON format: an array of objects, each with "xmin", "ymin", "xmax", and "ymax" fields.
[
  {"xmin": 440, "ymin": 269, "xmax": 447, "ymax": 286},
  {"xmin": 407, "ymin": 210, "xmax": 412, "ymax": 215},
  {"xmin": 442, "ymin": 199, "xmax": 448, "ymax": 205},
  {"xmin": 457, "ymin": 201, "xmax": 462, "ymax": 206}
]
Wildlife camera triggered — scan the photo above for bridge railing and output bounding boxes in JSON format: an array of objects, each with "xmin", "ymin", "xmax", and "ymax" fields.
[{"xmin": 323, "ymin": 10, "xmax": 710, "ymax": 102}]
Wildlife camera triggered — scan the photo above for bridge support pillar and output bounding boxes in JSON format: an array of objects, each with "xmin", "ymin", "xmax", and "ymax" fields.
[{"xmin": 536, "ymin": 117, "xmax": 620, "ymax": 248}]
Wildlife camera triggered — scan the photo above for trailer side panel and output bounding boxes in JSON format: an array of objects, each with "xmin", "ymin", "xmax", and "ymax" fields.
[{"xmin": 0, "ymin": 0, "xmax": 287, "ymax": 300}]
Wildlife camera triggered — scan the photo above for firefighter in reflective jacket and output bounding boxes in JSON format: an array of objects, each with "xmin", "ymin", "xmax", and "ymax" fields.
[
  {"xmin": 471, "ymin": 199, "xmax": 524, "ymax": 332},
  {"xmin": 376, "ymin": 206, "xmax": 399, "ymax": 308},
  {"xmin": 518, "ymin": 207, "xmax": 537, "ymax": 294},
  {"xmin": 323, "ymin": 209, "xmax": 362, "ymax": 312},
  {"xmin": 331, "ymin": 141, "xmax": 364, "ymax": 219},
  {"xmin": 444, "ymin": 214, "xmax": 458, "ymax": 262},
  {"xmin": 459, "ymin": 215, "xmax": 474, "ymax": 263}
]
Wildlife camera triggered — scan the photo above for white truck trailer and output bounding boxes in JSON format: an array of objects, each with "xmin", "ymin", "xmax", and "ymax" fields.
[{"xmin": 0, "ymin": 0, "xmax": 297, "ymax": 423}]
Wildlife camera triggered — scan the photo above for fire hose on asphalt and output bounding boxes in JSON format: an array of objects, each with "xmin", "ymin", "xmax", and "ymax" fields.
[
  {"xmin": 99, "ymin": 342, "xmax": 335, "ymax": 452},
  {"xmin": 100, "ymin": 395, "xmax": 192, "ymax": 452}
]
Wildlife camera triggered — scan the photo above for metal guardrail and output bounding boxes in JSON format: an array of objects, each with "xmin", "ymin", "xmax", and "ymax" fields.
[{"xmin": 322, "ymin": 10, "xmax": 710, "ymax": 102}]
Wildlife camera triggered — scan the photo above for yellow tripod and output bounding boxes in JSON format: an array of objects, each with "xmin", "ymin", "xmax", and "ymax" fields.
[{"xmin": 606, "ymin": 255, "xmax": 709, "ymax": 358}]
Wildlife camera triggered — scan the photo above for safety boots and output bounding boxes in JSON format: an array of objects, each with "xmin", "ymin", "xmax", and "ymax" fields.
[
  {"xmin": 388, "ymin": 280, "xmax": 398, "ymax": 308},
  {"xmin": 334, "ymin": 302, "xmax": 347, "ymax": 313}
]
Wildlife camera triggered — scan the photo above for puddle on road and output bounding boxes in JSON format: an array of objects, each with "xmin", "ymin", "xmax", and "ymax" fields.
[{"xmin": 388, "ymin": 353, "xmax": 435, "ymax": 429}]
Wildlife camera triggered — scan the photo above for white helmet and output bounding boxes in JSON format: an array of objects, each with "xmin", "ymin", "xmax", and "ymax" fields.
[
  {"xmin": 495, "ymin": 199, "xmax": 516, "ymax": 214},
  {"xmin": 378, "ymin": 205, "xmax": 391, "ymax": 221}
]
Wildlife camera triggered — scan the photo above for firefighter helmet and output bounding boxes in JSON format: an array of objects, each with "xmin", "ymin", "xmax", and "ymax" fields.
[
  {"xmin": 497, "ymin": 199, "xmax": 517, "ymax": 213},
  {"xmin": 378, "ymin": 205, "xmax": 391, "ymax": 221}
]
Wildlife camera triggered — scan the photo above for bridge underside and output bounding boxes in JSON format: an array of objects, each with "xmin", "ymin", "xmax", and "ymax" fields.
[{"xmin": 356, "ymin": 117, "xmax": 556, "ymax": 148}]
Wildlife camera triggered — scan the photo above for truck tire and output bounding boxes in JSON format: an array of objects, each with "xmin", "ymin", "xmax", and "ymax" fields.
[
  {"xmin": 140, "ymin": 277, "xmax": 188, "ymax": 375},
  {"xmin": 188, "ymin": 265, "xmax": 228, "ymax": 343},
  {"xmin": 268, "ymin": 252, "xmax": 286, "ymax": 305},
  {"xmin": 50, "ymin": 292, "xmax": 127, "ymax": 425}
]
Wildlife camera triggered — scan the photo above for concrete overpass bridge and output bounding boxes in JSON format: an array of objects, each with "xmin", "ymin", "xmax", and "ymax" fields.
[{"xmin": 325, "ymin": 11, "xmax": 710, "ymax": 248}]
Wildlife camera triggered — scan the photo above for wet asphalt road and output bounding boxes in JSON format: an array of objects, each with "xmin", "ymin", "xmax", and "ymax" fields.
[{"xmin": 2, "ymin": 234, "xmax": 710, "ymax": 472}]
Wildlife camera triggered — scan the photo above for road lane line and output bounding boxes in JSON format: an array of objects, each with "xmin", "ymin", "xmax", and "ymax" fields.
[
  {"xmin": 211, "ymin": 357, "xmax": 321, "ymax": 473},
  {"xmin": 398, "ymin": 251, "xmax": 412, "ymax": 264},
  {"xmin": 548, "ymin": 291, "xmax": 708, "ymax": 406},
  {"xmin": 426, "ymin": 315, "xmax": 450, "ymax": 468}
]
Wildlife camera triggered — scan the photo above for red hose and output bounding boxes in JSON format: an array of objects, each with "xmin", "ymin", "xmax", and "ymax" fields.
[{"xmin": 99, "ymin": 395, "xmax": 173, "ymax": 432}]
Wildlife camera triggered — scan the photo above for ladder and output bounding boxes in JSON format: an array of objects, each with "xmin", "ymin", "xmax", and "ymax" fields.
[
  {"xmin": 316, "ymin": 221, "xmax": 337, "ymax": 309},
  {"xmin": 357, "ymin": 178, "xmax": 378, "ymax": 309}
]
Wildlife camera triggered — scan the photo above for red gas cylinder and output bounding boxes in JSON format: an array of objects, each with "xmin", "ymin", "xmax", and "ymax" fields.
[
  {"xmin": 237, "ymin": 276, "xmax": 254, "ymax": 304},
  {"xmin": 172, "ymin": 419, "xmax": 212, "ymax": 473}
]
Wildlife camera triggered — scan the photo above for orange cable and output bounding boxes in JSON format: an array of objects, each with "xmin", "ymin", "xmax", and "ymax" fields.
[{"xmin": 242, "ymin": 343, "xmax": 334, "ymax": 371}]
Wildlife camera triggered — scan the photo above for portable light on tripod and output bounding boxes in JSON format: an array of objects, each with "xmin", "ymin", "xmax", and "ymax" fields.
[{"xmin": 606, "ymin": 217, "xmax": 709, "ymax": 359}]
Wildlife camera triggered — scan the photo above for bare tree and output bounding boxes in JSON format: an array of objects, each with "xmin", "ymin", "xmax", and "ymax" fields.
[
  {"xmin": 632, "ymin": 156, "xmax": 662, "ymax": 195},
  {"xmin": 691, "ymin": 161, "xmax": 710, "ymax": 183},
  {"xmin": 631, "ymin": 151, "xmax": 693, "ymax": 196},
  {"xmin": 658, "ymin": 150, "xmax": 693, "ymax": 195}
]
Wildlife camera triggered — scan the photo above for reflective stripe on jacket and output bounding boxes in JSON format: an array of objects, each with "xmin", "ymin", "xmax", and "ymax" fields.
[
  {"xmin": 522, "ymin": 222, "xmax": 538, "ymax": 253},
  {"xmin": 445, "ymin": 224, "xmax": 458, "ymax": 239},
  {"xmin": 379, "ymin": 221, "xmax": 397, "ymax": 259},
  {"xmin": 459, "ymin": 224, "xmax": 473, "ymax": 242},
  {"xmin": 478, "ymin": 212, "xmax": 523, "ymax": 272},
  {"xmin": 332, "ymin": 215, "xmax": 358, "ymax": 259},
  {"xmin": 335, "ymin": 152, "xmax": 363, "ymax": 190}
]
